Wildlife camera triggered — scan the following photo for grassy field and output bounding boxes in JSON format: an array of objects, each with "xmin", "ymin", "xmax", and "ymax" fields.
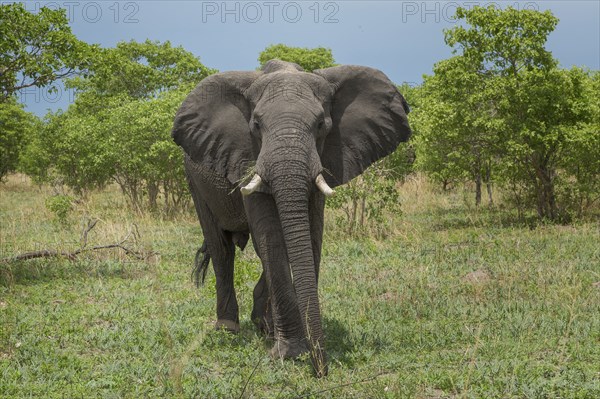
[{"xmin": 1, "ymin": 174, "xmax": 599, "ymax": 398}]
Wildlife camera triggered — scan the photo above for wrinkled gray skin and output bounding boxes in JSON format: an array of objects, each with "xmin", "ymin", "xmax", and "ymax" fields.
[{"xmin": 172, "ymin": 60, "xmax": 411, "ymax": 377}]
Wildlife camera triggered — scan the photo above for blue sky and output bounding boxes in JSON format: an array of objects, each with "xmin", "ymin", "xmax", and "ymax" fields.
[{"xmin": 18, "ymin": 1, "xmax": 600, "ymax": 116}]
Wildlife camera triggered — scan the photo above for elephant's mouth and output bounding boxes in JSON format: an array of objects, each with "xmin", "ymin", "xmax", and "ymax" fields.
[{"xmin": 240, "ymin": 173, "xmax": 334, "ymax": 197}]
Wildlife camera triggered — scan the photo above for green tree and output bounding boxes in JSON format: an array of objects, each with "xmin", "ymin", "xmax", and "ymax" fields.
[
  {"xmin": 102, "ymin": 89, "xmax": 190, "ymax": 213},
  {"xmin": 258, "ymin": 44, "xmax": 335, "ymax": 71},
  {"xmin": 20, "ymin": 103, "xmax": 116, "ymax": 193},
  {"xmin": 443, "ymin": 6, "xmax": 563, "ymax": 218},
  {"xmin": 559, "ymin": 70, "xmax": 600, "ymax": 216},
  {"xmin": 416, "ymin": 5, "xmax": 597, "ymax": 220},
  {"xmin": 0, "ymin": 99, "xmax": 38, "ymax": 181},
  {"xmin": 67, "ymin": 39, "xmax": 215, "ymax": 99},
  {"xmin": 21, "ymin": 40, "xmax": 209, "ymax": 213},
  {"xmin": 412, "ymin": 56, "xmax": 498, "ymax": 203},
  {"xmin": 445, "ymin": 7, "xmax": 558, "ymax": 76},
  {"xmin": 0, "ymin": 3, "xmax": 93, "ymax": 101},
  {"xmin": 496, "ymin": 67, "xmax": 599, "ymax": 220}
]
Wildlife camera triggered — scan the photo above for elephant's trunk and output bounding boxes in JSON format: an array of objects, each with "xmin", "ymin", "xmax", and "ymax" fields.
[{"xmin": 269, "ymin": 160, "xmax": 328, "ymax": 378}]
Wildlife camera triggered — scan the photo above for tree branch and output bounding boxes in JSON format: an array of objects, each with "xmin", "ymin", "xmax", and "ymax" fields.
[{"xmin": 0, "ymin": 222, "xmax": 156, "ymax": 265}]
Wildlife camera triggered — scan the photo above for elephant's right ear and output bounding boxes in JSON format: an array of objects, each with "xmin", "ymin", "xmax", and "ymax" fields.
[{"xmin": 172, "ymin": 71, "xmax": 261, "ymax": 184}]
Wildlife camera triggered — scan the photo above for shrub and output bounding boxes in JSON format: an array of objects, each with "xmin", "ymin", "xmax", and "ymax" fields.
[
  {"xmin": 327, "ymin": 161, "xmax": 402, "ymax": 238},
  {"xmin": 45, "ymin": 195, "xmax": 74, "ymax": 227}
]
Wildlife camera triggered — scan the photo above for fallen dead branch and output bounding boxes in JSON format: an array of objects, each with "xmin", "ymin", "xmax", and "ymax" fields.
[{"xmin": 0, "ymin": 220, "xmax": 157, "ymax": 264}]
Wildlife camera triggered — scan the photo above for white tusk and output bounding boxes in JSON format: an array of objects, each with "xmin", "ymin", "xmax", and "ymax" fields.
[
  {"xmin": 315, "ymin": 174, "xmax": 334, "ymax": 197},
  {"xmin": 241, "ymin": 174, "xmax": 262, "ymax": 196}
]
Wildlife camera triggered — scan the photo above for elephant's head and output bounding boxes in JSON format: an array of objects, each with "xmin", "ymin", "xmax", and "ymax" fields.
[{"xmin": 172, "ymin": 60, "xmax": 411, "ymax": 376}]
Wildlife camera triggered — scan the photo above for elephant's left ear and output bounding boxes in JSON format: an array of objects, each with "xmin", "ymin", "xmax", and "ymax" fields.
[
  {"xmin": 313, "ymin": 65, "xmax": 411, "ymax": 187},
  {"xmin": 172, "ymin": 71, "xmax": 261, "ymax": 185}
]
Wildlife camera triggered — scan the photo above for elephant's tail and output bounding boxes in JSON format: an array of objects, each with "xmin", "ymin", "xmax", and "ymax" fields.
[{"xmin": 192, "ymin": 241, "xmax": 211, "ymax": 288}]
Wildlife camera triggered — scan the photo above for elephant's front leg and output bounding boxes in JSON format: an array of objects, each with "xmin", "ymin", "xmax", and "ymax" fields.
[{"xmin": 244, "ymin": 193, "xmax": 308, "ymax": 359}]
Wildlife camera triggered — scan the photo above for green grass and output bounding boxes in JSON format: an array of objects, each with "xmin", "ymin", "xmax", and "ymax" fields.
[{"xmin": 1, "ymin": 175, "xmax": 599, "ymax": 398}]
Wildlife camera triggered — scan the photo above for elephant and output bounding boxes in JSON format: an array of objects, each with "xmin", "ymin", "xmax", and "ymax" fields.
[{"xmin": 172, "ymin": 59, "xmax": 411, "ymax": 377}]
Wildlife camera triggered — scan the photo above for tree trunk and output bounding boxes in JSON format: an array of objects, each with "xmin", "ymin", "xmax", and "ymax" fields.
[
  {"xmin": 533, "ymin": 160, "xmax": 558, "ymax": 221},
  {"xmin": 486, "ymin": 182, "xmax": 493, "ymax": 206},
  {"xmin": 485, "ymin": 164, "xmax": 493, "ymax": 205},
  {"xmin": 475, "ymin": 172, "xmax": 482, "ymax": 207},
  {"xmin": 147, "ymin": 181, "xmax": 159, "ymax": 210},
  {"xmin": 542, "ymin": 169, "xmax": 557, "ymax": 220}
]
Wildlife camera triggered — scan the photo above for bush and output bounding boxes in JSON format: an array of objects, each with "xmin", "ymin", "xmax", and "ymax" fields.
[
  {"xmin": 258, "ymin": 44, "xmax": 335, "ymax": 71},
  {"xmin": 0, "ymin": 100, "xmax": 38, "ymax": 181},
  {"xmin": 327, "ymin": 161, "xmax": 402, "ymax": 238},
  {"xmin": 45, "ymin": 195, "xmax": 74, "ymax": 227},
  {"xmin": 20, "ymin": 40, "xmax": 214, "ymax": 215},
  {"xmin": 106, "ymin": 89, "xmax": 191, "ymax": 213}
]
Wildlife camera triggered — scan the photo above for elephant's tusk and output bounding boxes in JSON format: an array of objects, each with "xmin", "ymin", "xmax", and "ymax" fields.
[
  {"xmin": 241, "ymin": 174, "xmax": 262, "ymax": 196},
  {"xmin": 315, "ymin": 174, "xmax": 334, "ymax": 197}
]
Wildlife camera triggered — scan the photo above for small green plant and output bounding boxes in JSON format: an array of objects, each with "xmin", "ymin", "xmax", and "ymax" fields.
[
  {"xmin": 45, "ymin": 194, "xmax": 74, "ymax": 226},
  {"xmin": 327, "ymin": 161, "xmax": 402, "ymax": 238}
]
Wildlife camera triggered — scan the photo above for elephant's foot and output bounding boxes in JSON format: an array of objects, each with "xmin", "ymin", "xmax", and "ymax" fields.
[
  {"xmin": 215, "ymin": 319, "xmax": 240, "ymax": 334},
  {"xmin": 269, "ymin": 337, "xmax": 308, "ymax": 360}
]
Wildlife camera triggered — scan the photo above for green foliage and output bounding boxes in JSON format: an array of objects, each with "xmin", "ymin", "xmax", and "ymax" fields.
[
  {"xmin": 21, "ymin": 40, "xmax": 212, "ymax": 214},
  {"xmin": 45, "ymin": 194, "xmax": 73, "ymax": 226},
  {"xmin": 446, "ymin": 6, "xmax": 558, "ymax": 74},
  {"xmin": 103, "ymin": 89, "xmax": 191, "ymax": 212},
  {"xmin": 20, "ymin": 103, "xmax": 116, "ymax": 192},
  {"xmin": 258, "ymin": 44, "xmax": 335, "ymax": 71},
  {"xmin": 415, "ymin": 5, "xmax": 599, "ymax": 220},
  {"xmin": 67, "ymin": 39, "xmax": 215, "ymax": 99},
  {"xmin": 558, "ymin": 71, "xmax": 600, "ymax": 214},
  {"xmin": 0, "ymin": 3, "xmax": 94, "ymax": 100},
  {"xmin": 412, "ymin": 56, "xmax": 497, "ymax": 198},
  {"xmin": 382, "ymin": 142, "xmax": 415, "ymax": 181},
  {"xmin": 327, "ymin": 162, "xmax": 402, "ymax": 238},
  {"xmin": 0, "ymin": 99, "xmax": 38, "ymax": 181},
  {"xmin": 495, "ymin": 66, "xmax": 599, "ymax": 220},
  {"xmin": 22, "ymin": 88, "xmax": 191, "ymax": 212}
]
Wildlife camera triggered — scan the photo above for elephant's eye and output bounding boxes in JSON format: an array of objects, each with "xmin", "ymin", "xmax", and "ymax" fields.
[
  {"xmin": 317, "ymin": 120, "xmax": 324, "ymax": 129},
  {"xmin": 252, "ymin": 121, "xmax": 260, "ymax": 132}
]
